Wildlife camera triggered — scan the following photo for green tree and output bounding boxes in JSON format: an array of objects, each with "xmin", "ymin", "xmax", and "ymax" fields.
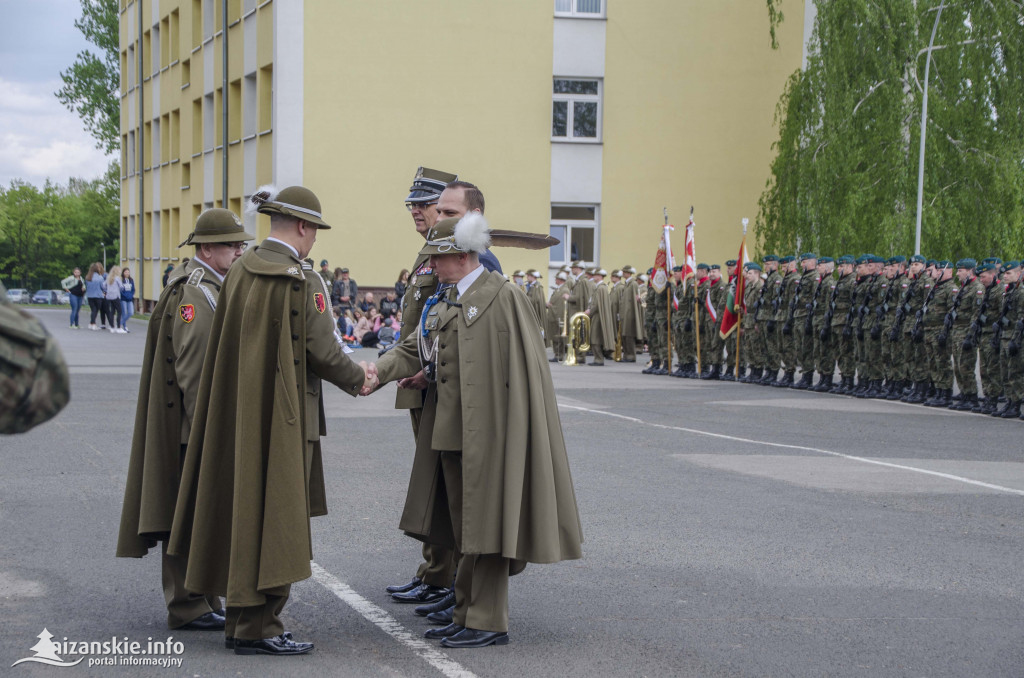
[
  {"xmin": 55, "ymin": 0, "xmax": 120, "ymax": 154},
  {"xmin": 758, "ymin": 1, "xmax": 1024, "ymax": 261}
]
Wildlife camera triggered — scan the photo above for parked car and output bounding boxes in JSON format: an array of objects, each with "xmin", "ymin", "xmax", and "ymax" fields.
[
  {"xmin": 57, "ymin": 290, "xmax": 70, "ymax": 305},
  {"xmin": 31, "ymin": 289, "xmax": 60, "ymax": 305},
  {"xmin": 6, "ymin": 288, "xmax": 29, "ymax": 304}
]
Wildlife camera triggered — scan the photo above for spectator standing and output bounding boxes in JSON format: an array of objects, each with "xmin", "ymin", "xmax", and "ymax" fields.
[
  {"xmin": 104, "ymin": 266, "xmax": 123, "ymax": 332},
  {"xmin": 61, "ymin": 267, "xmax": 87, "ymax": 329},
  {"xmin": 162, "ymin": 264, "xmax": 174, "ymax": 287},
  {"xmin": 358, "ymin": 291, "xmax": 376, "ymax": 314},
  {"xmin": 319, "ymin": 260, "xmax": 333, "ymax": 286},
  {"xmin": 330, "ymin": 268, "xmax": 344, "ymax": 305},
  {"xmin": 117, "ymin": 267, "xmax": 136, "ymax": 333},
  {"xmin": 85, "ymin": 262, "xmax": 106, "ymax": 330},
  {"xmin": 333, "ymin": 268, "xmax": 357, "ymax": 315},
  {"xmin": 379, "ymin": 290, "xmax": 400, "ymax": 321},
  {"xmin": 395, "ymin": 269, "xmax": 409, "ymax": 301}
]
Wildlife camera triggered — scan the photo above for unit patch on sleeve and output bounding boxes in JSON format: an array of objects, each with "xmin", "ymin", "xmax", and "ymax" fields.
[
  {"xmin": 314, "ymin": 292, "xmax": 327, "ymax": 314},
  {"xmin": 179, "ymin": 304, "xmax": 195, "ymax": 323}
]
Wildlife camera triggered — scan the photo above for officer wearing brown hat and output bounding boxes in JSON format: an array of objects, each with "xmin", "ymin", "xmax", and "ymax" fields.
[
  {"xmin": 169, "ymin": 187, "xmax": 374, "ymax": 656},
  {"xmin": 117, "ymin": 208, "xmax": 253, "ymax": 632}
]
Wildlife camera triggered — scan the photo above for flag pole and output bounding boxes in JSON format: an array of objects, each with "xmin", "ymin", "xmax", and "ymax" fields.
[
  {"xmin": 735, "ymin": 218, "xmax": 748, "ymax": 379},
  {"xmin": 691, "ymin": 206, "xmax": 701, "ymax": 375},
  {"xmin": 664, "ymin": 207, "xmax": 672, "ymax": 371}
]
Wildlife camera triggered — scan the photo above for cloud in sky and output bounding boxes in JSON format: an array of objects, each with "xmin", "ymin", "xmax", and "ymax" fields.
[{"xmin": 0, "ymin": 0, "xmax": 115, "ymax": 188}]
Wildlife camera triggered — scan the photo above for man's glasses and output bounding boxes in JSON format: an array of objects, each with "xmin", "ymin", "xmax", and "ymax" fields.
[
  {"xmin": 406, "ymin": 201, "xmax": 437, "ymax": 212},
  {"xmin": 220, "ymin": 242, "xmax": 248, "ymax": 251}
]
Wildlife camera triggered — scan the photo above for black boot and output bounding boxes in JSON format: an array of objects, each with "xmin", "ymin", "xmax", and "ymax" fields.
[
  {"xmin": 924, "ymin": 388, "xmax": 951, "ymax": 408},
  {"xmin": 750, "ymin": 367, "xmax": 764, "ymax": 383},
  {"xmin": 791, "ymin": 371, "xmax": 813, "ymax": 390},
  {"xmin": 720, "ymin": 366, "xmax": 736, "ymax": 381},
  {"xmin": 759, "ymin": 369, "xmax": 777, "ymax": 385},
  {"xmin": 995, "ymin": 399, "xmax": 1021, "ymax": 418},
  {"xmin": 925, "ymin": 382, "xmax": 937, "ymax": 400},
  {"xmin": 700, "ymin": 364, "xmax": 721, "ymax": 380},
  {"xmin": 829, "ymin": 376, "xmax": 847, "ymax": 394},
  {"xmin": 642, "ymin": 359, "xmax": 659, "ymax": 374},
  {"xmin": 811, "ymin": 374, "xmax": 833, "ymax": 392},
  {"xmin": 885, "ymin": 379, "xmax": 904, "ymax": 400},
  {"xmin": 903, "ymin": 381, "xmax": 927, "ymax": 404},
  {"xmin": 973, "ymin": 395, "xmax": 997, "ymax": 414},
  {"xmin": 864, "ymin": 379, "xmax": 883, "ymax": 398},
  {"xmin": 653, "ymin": 360, "xmax": 669, "ymax": 375},
  {"xmin": 950, "ymin": 392, "xmax": 977, "ymax": 411},
  {"xmin": 774, "ymin": 370, "xmax": 794, "ymax": 387}
]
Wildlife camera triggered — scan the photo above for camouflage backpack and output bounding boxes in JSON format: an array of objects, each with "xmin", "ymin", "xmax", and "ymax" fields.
[{"xmin": 0, "ymin": 283, "xmax": 70, "ymax": 434}]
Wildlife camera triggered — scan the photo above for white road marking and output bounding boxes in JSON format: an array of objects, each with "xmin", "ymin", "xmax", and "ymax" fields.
[
  {"xmin": 559, "ymin": 404, "xmax": 1024, "ymax": 497},
  {"xmin": 310, "ymin": 562, "xmax": 477, "ymax": 678}
]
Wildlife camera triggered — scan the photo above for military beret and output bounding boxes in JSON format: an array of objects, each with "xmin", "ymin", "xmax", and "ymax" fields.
[
  {"xmin": 937, "ymin": 260, "xmax": 952, "ymax": 269},
  {"xmin": 955, "ymin": 258, "xmax": 977, "ymax": 270},
  {"xmin": 983, "ymin": 257, "xmax": 1002, "ymax": 265},
  {"xmin": 745, "ymin": 262, "xmax": 762, "ymax": 272},
  {"xmin": 710, "ymin": 264, "xmax": 721, "ymax": 270},
  {"xmin": 672, "ymin": 265, "xmax": 683, "ymax": 272},
  {"xmin": 926, "ymin": 259, "xmax": 938, "ymax": 267},
  {"xmin": 975, "ymin": 262, "xmax": 996, "ymax": 274},
  {"xmin": 819, "ymin": 256, "xmax": 834, "ymax": 264},
  {"xmin": 854, "ymin": 255, "xmax": 868, "ymax": 264},
  {"xmin": 799, "ymin": 252, "xmax": 817, "ymax": 261},
  {"xmin": 1003, "ymin": 260, "xmax": 1020, "ymax": 271},
  {"xmin": 725, "ymin": 259, "xmax": 737, "ymax": 266},
  {"xmin": 837, "ymin": 255, "xmax": 855, "ymax": 265},
  {"xmin": 697, "ymin": 262, "xmax": 710, "ymax": 270},
  {"xmin": 320, "ymin": 259, "xmax": 328, "ymax": 267},
  {"xmin": 779, "ymin": 255, "xmax": 795, "ymax": 264},
  {"xmin": 647, "ymin": 267, "xmax": 655, "ymax": 275},
  {"xmin": 888, "ymin": 255, "xmax": 906, "ymax": 265},
  {"xmin": 871, "ymin": 255, "xmax": 886, "ymax": 264},
  {"xmin": 762, "ymin": 254, "xmax": 779, "ymax": 262},
  {"xmin": 909, "ymin": 254, "xmax": 926, "ymax": 264}
]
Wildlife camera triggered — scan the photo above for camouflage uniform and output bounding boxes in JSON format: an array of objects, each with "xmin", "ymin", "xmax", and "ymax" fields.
[
  {"xmin": 921, "ymin": 274, "xmax": 956, "ymax": 405},
  {"xmin": 672, "ymin": 278, "xmax": 697, "ymax": 374},
  {"xmin": 949, "ymin": 275, "xmax": 982, "ymax": 404},
  {"xmin": 756, "ymin": 265, "xmax": 782, "ymax": 381},
  {"xmin": 777, "ymin": 267, "xmax": 801, "ymax": 381},
  {"xmin": 791, "ymin": 266, "xmax": 818, "ymax": 386},
  {"xmin": 877, "ymin": 272, "xmax": 905, "ymax": 394},
  {"xmin": 702, "ymin": 277, "xmax": 727, "ymax": 373},
  {"xmin": 741, "ymin": 276, "xmax": 764, "ymax": 377},
  {"xmin": 899, "ymin": 273, "xmax": 930, "ymax": 400},
  {"xmin": 972, "ymin": 279, "xmax": 1002, "ymax": 409},
  {"xmin": 811, "ymin": 272, "xmax": 836, "ymax": 386},
  {"xmin": 829, "ymin": 270, "xmax": 857, "ymax": 391},
  {"xmin": 997, "ymin": 281, "xmax": 1024, "ymax": 414}
]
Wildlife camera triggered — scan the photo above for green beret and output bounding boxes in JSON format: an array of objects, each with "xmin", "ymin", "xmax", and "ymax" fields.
[
  {"xmin": 909, "ymin": 254, "xmax": 926, "ymax": 264},
  {"xmin": 725, "ymin": 259, "xmax": 737, "ymax": 266},
  {"xmin": 779, "ymin": 255, "xmax": 795, "ymax": 264},
  {"xmin": 672, "ymin": 265, "xmax": 683, "ymax": 272},
  {"xmin": 975, "ymin": 262, "xmax": 996, "ymax": 274},
  {"xmin": 745, "ymin": 262, "xmax": 762, "ymax": 272},
  {"xmin": 838, "ymin": 255, "xmax": 855, "ymax": 265},
  {"xmin": 955, "ymin": 258, "xmax": 977, "ymax": 270},
  {"xmin": 871, "ymin": 255, "xmax": 886, "ymax": 264},
  {"xmin": 983, "ymin": 257, "xmax": 1002, "ymax": 265},
  {"xmin": 819, "ymin": 256, "xmax": 834, "ymax": 264},
  {"xmin": 710, "ymin": 264, "xmax": 721, "ymax": 270},
  {"xmin": 855, "ymin": 255, "xmax": 869, "ymax": 265},
  {"xmin": 762, "ymin": 254, "xmax": 779, "ymax": 262},
  {"xmin": 697, "ymin": 263, "xmax": 709, "ymax": 270},
  {"xmin": 799, "ymin": 252, "xmax": 817, "ymax": 261},
  {"xmin": 647, "ymin": 267, "xmax": 655, "ymax": 275},
  {"xmin": 1003, "ymin": 260, "xmax": 1020, "ymax": 271},
  {"xmin": 937, "ymin": 260, "xmax": 952, "ymax": 269},
  {"xmin": 888, "ymin": 255, "xmax": 906, "ymax": 264},
  {"xmin": 320, "ymin": 259, "xmax": 328, "ymax": 267},
  {"xmin": 926, "ymin": 259, "xmax": 938, "ymax": 267}
]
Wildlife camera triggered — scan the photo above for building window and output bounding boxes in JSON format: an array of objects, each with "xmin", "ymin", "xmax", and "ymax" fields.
[
  {"xmin": 550, "ymin": 204, "xmax": 599, "ymax": 266},
  {"xmin": 554, "ymin": 0, "xmax": 605, "ymax": 18},
  {"xmin": 552, "ymin": 79, "xmax": 601, "ymax": 141}
]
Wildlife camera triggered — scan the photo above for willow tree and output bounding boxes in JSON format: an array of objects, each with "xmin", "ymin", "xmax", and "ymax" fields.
[{"xmin": 758, "ymin": 1, "xmax": 1024, "ymax": 261}]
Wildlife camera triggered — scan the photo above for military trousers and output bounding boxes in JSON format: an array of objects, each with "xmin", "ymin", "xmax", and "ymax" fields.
[
  {"xmin": 621, "ymin": 335, "xmax": 637, "ymax": 361},
  {"xmin": 225, "ymin": 585, "xmax": 290, "ymax": 641},
  {"xmin": 409, "ymin": 409, "xmax": 458, "ymax": 588},
  {"xmin": 978, "ymin": 332, "xmax": 1003, "ymax": 398},
  {"xmin": 161, "ymin": 541, "xmax": 220, "ymax": 629},
  {"xmin": 1000, "ymin": 338, "xmax": 1024, "ymax": 401},
  {"xmin": 440, "ymin": 451, "xmax": 510, "ymax": 633},
  {"xmin": 591, "ymin": 337, "xmax": 606, "ymax": 365},
  {"xmin": 752, "ymin": 320, "xmax": 772, "ymax": 371},
  {"xmin": 864, "ymin": 334, "xmax": 884, "ymax": 380},
  {"xmin": 833, "ymin": 326, "xmax": 855, "ymax": 378},
  {"xmin": 552, "ymin": 335, "xmax": 567, "ymax": 361},
  {"xmin": 761, "ymin": 319, "xmax": 780, "ymax": 372},
  {"xmin": 880, "ymin": 327, "xmax": 898, "ymax": 380},
  {"xmin": 951, "ymin": 328, "xmax": 978, "ymax": 395},
  {"xmin": 779, "ymin": 322, "xmax": 798, "ymax": 370},
  {"xmin": 814, "ymin": 324, "xmax": 836, "ymax": 377},
  {"xmin": 741, "ymin": 324, "xmax": 759, "ymax": 369},
  {"xmin": 794, "ymin": 318, "xmax": 814, "ymax": 371},
  {"xmin": 654, "ymin": 316, "xmax": 670, "ymax": 363},
  {"xmin": 925, "ymin": 332, "xmax": 953, "ymax": 390},
  {"xmin": 903, "ymin": 331, "xmax": 928, "ymax": 382},
  {"xmin": 703, "ymin": 321, "xmax": 723, "ymax": 367}
]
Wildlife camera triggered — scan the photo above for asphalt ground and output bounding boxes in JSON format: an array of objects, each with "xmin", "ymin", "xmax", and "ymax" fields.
[{"xmin": 2, "ymin": 308, "xmax": 1022, "ymax": 677}]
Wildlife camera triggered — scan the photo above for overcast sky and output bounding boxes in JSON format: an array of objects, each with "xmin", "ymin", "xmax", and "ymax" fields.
[{"xmin": 0, "ymin": 0, "xmax": 115, "ymax": 188}]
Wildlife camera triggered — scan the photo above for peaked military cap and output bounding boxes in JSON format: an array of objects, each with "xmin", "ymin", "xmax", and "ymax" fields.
[
  {"xmin": 955, "ymin": 258, "xmax": 977, "ymax": 270},
  {"xmin": 909, "ymin": 254, "xmax": 926, "ymax": 264},
  {"xmin": 819, "ymin": 256, "xmax": 834, "ymax": 264},
  {"xmin": 762, "ymin": 254, "xmax": 779, "ymax": 262},
  {"xmin": 622, "ymin": 265, "xmax": 637, "ymax": 273},
  {"xmin": 251, "ymin": 185, "xmax": 331, "ymax": 229},
  {"xmin": 725, "ymin": 259, "xmax": 737, "ymax": 266},
  {"xmin": 178, "ymin": 208, "xmax": 254, "ymax": 247},
  {"xmin": 407, "ymin": 166, "xmax": 457, "ymax": 203},
  {"xmin": 799, "ymin": 252, "xmax": 817, "ymax": 261}
]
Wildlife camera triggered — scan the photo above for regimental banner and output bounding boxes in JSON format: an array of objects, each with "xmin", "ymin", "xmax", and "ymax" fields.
[
  {"xmin": 719, "ymin": 232, "xmax": 750, "ymax": 339},
  {"xmin": 651, "ymin": 223, "xmax": 675, "ymax": 294}
]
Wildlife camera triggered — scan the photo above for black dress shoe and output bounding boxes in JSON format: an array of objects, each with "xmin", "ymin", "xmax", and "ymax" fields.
[
  {"xmin": 392, "ymin": 584, "xmax": 449, "ymax": 604},
  {"xmin": 180, "ymin": 611, "xmax": 226, "ymax": 631},
  {"xmin": 440, "ymin": 627, "xmax": 510, "ymax": 648},
  {"xmin": 385, "ymin": 576, "xmax": 422, "ymax": 594},
  {"xmin": 424, "ymin": 623, "xmax": 464, "ymax": 640},
  {"xmin": 427, "ymin": 605, "xmax": 454, "ymax": 625},
  {"xmin": 226, "ymin": 631, "xmax": 291, "ymax": 650},
  {"xmin": 233, "ymin": 634, "xmax": 313, "ymax": 656},
  {"xmin": 415, "ymin": 590, "xmax": 455, "ymax": 616}
]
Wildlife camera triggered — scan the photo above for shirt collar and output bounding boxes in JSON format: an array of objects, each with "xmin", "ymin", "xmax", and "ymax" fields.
[
  {"xmin": 265, "ymin": 237, "xmax": 300, "ymax": 260},
  {"xmin": 456, "ymin": 264, "xmax": 486, "ymax": 299},
  {"xmin": 192, "ymin": 256, "xmax": 225, "ymax": 283}
]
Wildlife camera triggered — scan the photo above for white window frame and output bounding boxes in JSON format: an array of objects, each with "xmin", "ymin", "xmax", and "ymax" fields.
[
  {"xmin": 554, "ymin": 0, "xmax": 606, "ymax": 19},
  {"xmin": 549, "ymin": 204, "xmax": 600, "ymax": 267},
  {"xmin": 552, "ymin": 78, "xmax": 602, "ymax": 143}
]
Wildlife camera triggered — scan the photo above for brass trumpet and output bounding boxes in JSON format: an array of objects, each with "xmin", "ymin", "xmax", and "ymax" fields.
[{"xmin": 563, "ymin": 312, "xmax": 591, "ymax": 366}]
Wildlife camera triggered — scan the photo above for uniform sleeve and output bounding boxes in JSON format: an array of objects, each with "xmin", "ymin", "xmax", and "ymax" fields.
[
  {"xmin": 173, "ymin": 286, "xmax": 214, "ymax": 426},
  {"xmin": 375, "ymin": 332, "xmax": 421, "ymax": 385},
  {"xmin": 305, "ymin": 278, "xmax": 366, "ymax": 396}
]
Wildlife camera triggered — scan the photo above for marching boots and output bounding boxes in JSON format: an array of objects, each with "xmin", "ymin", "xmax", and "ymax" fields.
[
  {"xmin": 774, "ymin": 370, "xmax": 794, "ymax": 387},
  {"xmin": 642, "ymin": 359, "xmax": 659, "ymax": 374},
  {"xmin": 885, "ymin": 379, "xmax": 904, "ymax": 401},
  {"xmin": 924, "ymin": 388, "xmax": 951, "ymax": 408},
  {"xmin": 995, "ymin": 399, "xmax": 1021, "ymax": 418},
  {"xmin": 972, "ymin": 395, "xmax": 998, "ymax": 414},
  {"xmin": 700, "ymin": 364, "xmax": 721, "ymax": 380},
  {"xmin": 865, "ymin": 379, "xmax": 883, "ymax": 399},
  {"xmin": 811, "ymin": 374, "xmax": 833, "ymax": 392},
  {"xmin": 950, "ymin": 393, "xmax": 977, "ymax": 411},
  {"xmin": 829, "ymin": 376, "xmax": 848, "ymax": 394},
  {"xmin": 759, "ymin": 369, "xmax": 777, "ymax": 385},
  {"xmin": 903, "ymin": 381, "xmax": 927, "ymax": 404},
  {"xmin": 853, "ymin": 378, "xmax": 869, "ymax": 398},
  {"xmin": 791, "ymin": 371, "xmax": 814, "ymax": 390},
  {"xmin": 744, "ymin": 367, "xmax": 763, "ymax": 384},
  {"xmin": 925, "ymin": 382, "xmax": 937, "ymax": 400},
  {"xmin": 653, "ymin": 360, "xmax": 669, "ymax": 375},
  {"xmin": 720, "ymin": 366, "xmax": 736, "ymax": 382}
]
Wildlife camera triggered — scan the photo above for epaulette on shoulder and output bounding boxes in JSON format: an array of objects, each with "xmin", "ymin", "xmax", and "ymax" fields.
[{"xmin": 187, "ymin": 267, "xmax": 206, "ymax": 287}]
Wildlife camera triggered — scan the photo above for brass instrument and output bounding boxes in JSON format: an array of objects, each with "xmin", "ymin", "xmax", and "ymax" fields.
[
  {"xmin": 613, "ymin": 317, "xmax": 623, "ymax": 362},
  {"xmin": 563, "ymin": 312, "xmax": 591, "ymax": 366}
]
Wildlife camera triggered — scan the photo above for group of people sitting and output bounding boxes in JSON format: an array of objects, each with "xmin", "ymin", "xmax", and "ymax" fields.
[{"xmin": 318, "ymin": 262, "xmax": 408, "ymax": 349}]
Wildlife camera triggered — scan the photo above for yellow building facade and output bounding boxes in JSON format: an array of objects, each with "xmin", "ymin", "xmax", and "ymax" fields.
[{"xmin": 120, "ymin": 0, "xmax": 807, "ymax": 302}]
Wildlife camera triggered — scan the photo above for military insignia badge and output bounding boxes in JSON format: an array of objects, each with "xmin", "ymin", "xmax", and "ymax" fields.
[
  {"xmin": 179, "ymin": 304, "xmax": 195, "ymax": 323},
  {"xmin": 467, "ymin": 306, "xmax": 478, "ymax": 320},
  {"xmin": 314, "ymin": 292, "xmax": 327, "ymax": 314},
  {"xmin": 414, "ymin": 289, "xmax": 422, "ymax": 301},
  {"xmin": 287, "ymin": 266, "xmax": 299, "ymax": 275}
]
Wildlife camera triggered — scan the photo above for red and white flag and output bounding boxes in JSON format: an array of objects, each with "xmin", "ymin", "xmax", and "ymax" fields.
[{"xmin": 651, "ymin": 222, "xmax": 675, "ymax": 293}]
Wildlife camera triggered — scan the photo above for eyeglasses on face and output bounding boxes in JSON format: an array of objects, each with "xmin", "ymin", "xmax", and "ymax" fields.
[{"xmin": 406, "ymin": 201, "xmax": 437, "ymax": 212}]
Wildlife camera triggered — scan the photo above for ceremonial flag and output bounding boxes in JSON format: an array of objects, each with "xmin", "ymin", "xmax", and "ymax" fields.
[
  {"xmin": 704, "ymin": 287, "xmax": 718, "ymax": 322},
  {"xmin": 718, "ymin": 229, "xmax": 751, "ymax": 339},
  {"xmin": 650, "ymin": 221, "xmax": 675, "ymax": 293},
  {"xmin": 681, "ymin": 218, "xmax": 696, "ymax": 283}
]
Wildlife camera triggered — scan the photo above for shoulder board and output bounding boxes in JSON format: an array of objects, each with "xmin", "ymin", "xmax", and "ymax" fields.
[
  {"xmin": 301, "ymin": 261, "xmax": 314, "ymax": 271},
  {"xmin": 187, "ymin": 267, "xmax": 206, "ymax": 287},
  {"xmin": 186, "ymin": 269, "xmax": 217, "ymax": 310}
]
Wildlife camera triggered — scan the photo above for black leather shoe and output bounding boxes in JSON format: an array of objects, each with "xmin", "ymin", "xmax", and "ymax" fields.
[
  {"xmin": 233, "ymin": 634, "xmax": 313, "ymax": 656},
  {"xmin": 226, "ymin": 631, "xmax": 291, "ymax": 650},
  {"xmin": 415, "ymin": 590, "xmax": 455, "ymax": 616},
  {"xmin": 180, "ymin": 611, "xmax": 226, "ymax": 631},
  {"xmin": 424, "ymin": 623, "xmax": 464, "ymax": 640},
  {"xmin": 440, "ymin": 627, "xmax": 510, "ymax": 648},
  {"xmin": 392, "ymin": 584, "xmax": 449, "ymax": 604},
  {"xmin": 427, "ymin": 605, "xmax": 455, "ymax": 625},
  {"xmin": 385, "ymin": 577, "xmax": 422, "ymax": 594}
]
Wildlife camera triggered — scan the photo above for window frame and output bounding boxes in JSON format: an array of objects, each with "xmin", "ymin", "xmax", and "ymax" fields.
[
  {"xmin": 554, "ymin": 0, "xmax": 606, "ymax": 19},
  {"xmin": 551, "ymin": 78, "xmax": 602, "ymax": 143},
  {"xmin": 549, "ymin": 204, "xmax": 600, "ymax": 267}
]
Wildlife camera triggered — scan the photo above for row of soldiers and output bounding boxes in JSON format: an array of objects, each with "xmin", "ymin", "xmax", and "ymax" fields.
[{"xmin": 637, "ymin": 253, "xmax": 1024, "ymax": 419}]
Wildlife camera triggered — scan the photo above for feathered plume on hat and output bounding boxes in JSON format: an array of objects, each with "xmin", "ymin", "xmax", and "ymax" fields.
[
  {"xmin": 453, "ymin": 212, "xmax": 491, "ymax": 254},
  {"xmin": 246, "ymin": 184, "xmax": 279, "ymax": 215}
]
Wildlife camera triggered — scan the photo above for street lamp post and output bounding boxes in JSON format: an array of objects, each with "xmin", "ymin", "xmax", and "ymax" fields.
[{"xmin": 914, "ymin": 2, "xmax": 947, "ymax": 256}]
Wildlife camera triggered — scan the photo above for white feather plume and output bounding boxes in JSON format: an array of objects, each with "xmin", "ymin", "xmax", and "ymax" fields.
[
  {"xmin": 453, "ymin": 212, "xmax": 491, "ymax": 254},
  {"xmin": 246, "ymin": 184, "xmax": 279, "ymax": 215}
]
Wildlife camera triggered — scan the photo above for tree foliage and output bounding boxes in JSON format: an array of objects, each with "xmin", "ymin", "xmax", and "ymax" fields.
[
  {"xmin": 56, "ymin": 0, "xmax": 120, "ymax": 154},
  {"xmin": 757, "ymin": 1, "xmax": 1024, "ymax": 261},
  {"xmin": 0, "ymin": 168, "xmax": 120, "ymax": 287}
]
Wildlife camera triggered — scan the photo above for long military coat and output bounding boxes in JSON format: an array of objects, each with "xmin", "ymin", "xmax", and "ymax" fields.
[
  {"xmin": 377, "ymin": 271, "xmax": 583, "ymax": 564},
  {"xmin": 117, "ymin": 260, "xmax": 222, "ymax": 558},
  {"xmin": 620, "ymin": 277, "xmax": 645, "ymax": 339},
  {"xmin": 169, "ymin": 240, "xmax": 365, "ymax": 606},
  {"xmin": 588, "ymin": 282, "xmax": 615, "ymax": 348}
]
